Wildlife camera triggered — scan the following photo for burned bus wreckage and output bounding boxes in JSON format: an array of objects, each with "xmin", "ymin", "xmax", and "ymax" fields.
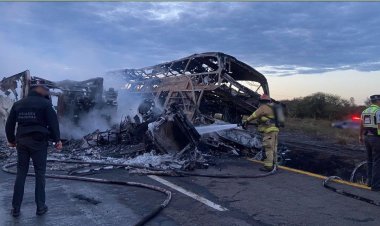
[
  {"xmin": 110, "ymin": 52, "xmax": 270, "ymax": 123},
  {"xmin": 0, "ymin": 53, "xmax": 289, "ymax": 169}
]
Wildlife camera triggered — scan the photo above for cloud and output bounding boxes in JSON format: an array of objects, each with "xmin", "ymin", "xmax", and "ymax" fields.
[
  {"xmin": 0, "ymin": 2, "xmax": 380, "ymax": 80},
  {"xmin": 90, "ymin": 2, "xmax": 213, "ymax": 23}
]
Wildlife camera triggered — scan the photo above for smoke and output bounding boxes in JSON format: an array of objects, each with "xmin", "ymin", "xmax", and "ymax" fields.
[
  {"xmin": 104, "ymin": 72, "xmax": 146, "ymax": 123},
  {"xmin": 59, "ymin": 71, "xmax": 147, "ymax": 139},
  {"xmin": 59, "ymin": 95, "xmax": 145, "ymax": 140},
  {"xmin": 59, "ymin": 109, "xmax": 114, "ymax": 139},
  {"xmin": 115, "ymin": 90, "xmax": 144, "ymax": 122},
  {"xmin": 0, "ymin": 67, "xmax": 154, "ymax": 140}
]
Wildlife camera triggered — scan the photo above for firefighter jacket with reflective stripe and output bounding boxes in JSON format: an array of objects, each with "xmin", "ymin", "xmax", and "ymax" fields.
[
  {"xmin": 246, "ymin": 104, "xmax": 279, "ymax": 133},
  {"xmin": 361, "ymin": 104, "xmax": 380, "ymax": 136}
]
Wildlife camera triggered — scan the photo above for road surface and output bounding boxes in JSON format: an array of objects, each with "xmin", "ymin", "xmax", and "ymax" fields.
[{"xmin": 1, "ymin": 158, "xmax": 379, "ymax": 226}]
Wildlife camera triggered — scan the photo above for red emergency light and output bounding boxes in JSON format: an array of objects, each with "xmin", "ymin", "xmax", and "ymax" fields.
[{"xmin": 352, "ymin": 116, "xmax": 361, "ymax": 121}]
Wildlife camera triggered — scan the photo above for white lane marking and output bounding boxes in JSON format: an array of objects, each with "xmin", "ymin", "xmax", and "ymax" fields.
[{"xmin": 148, "ymin": 175, "xmax": 228, "ymax": 212}]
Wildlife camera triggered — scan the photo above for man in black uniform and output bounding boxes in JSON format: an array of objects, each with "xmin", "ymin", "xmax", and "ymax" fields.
[
  {"xmin": 360, "ymin": 94, "xmax": 380, "ymax": 191},
  {"xmin": 5, "ymin": 79, "xmax": 62, "ymax": 217}
]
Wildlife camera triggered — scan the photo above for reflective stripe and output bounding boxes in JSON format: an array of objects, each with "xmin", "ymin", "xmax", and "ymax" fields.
[
  {"xmin": 258, "ymin": 115, "xmax": 278, "ymax": 133},
  {"xmin": 362, "ymin": 105, "xmax": 380, "ymax": 135},
  {"xmin": 260, "ymin": 115, "xmax": 275, "ymax": 122},
  {"xmin": 247, "ymin": 105, "xmax": 279, "ymax": 133},
  {"xmin": 262, "ymin": 127, "xmax": 280, "ymax": 133},
  {"xmin": 363, "ymin": 105, "xmax": 380, "ymax": 113},
  {"xmin": 246, "ymin": 112, "xmax": 257, "ymax": 122},
  {"xmin": 259, "ymin": 116, "xmax": 275, "ymax": 125}
]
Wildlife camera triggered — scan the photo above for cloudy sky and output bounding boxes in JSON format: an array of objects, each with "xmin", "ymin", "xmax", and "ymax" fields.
[{"xmin": 0, "ymin": 2, "xmax": 379, "ymax": 103}]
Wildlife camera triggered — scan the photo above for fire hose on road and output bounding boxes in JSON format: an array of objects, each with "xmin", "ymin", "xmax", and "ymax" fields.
[
  {"xmin": 350, "ymin": 161, "xmax": 367, "ymax": 183},
  {"xmin": 323, "ymin": 175, "xmax": 380, "ymax": 207},
  {"xmin": 323, "ymin": 159, "xmax": 380, "ymax": 207},
  {"xmin": 2, "ymin": 160, "xmax": 172, "ymax": 226},
  {"xmin": 2, "ymin": 158, "xmax": 277, "ymax": 224}
]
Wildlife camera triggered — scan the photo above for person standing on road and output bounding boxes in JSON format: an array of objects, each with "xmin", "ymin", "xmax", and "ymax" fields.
[
  {"xmin": 360, "ymin": 94, "xmax": 380, "ymax": 191},
  {"xmin": 243, "ymin": 94, "xmax": 279, "ymax": 172},
  {"xmin": 5, "ymin": 79, "xmax": 62, "ymax": 217}
]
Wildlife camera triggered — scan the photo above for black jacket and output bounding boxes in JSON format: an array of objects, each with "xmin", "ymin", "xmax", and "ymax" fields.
[{"xmin": 5, "ymin": 91, "xmax": 60, "ymax": 143}]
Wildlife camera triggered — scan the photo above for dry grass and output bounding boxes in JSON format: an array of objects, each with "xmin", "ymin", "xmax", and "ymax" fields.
[{"xmin": 284, "ymin": 117, "xmax": 359, "ymax": 145}]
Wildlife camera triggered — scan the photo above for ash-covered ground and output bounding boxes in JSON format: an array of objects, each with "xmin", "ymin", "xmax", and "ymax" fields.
[
  {"xmin": 0, "ymin": 138, "xmax": 12, "ymax": 161},
  {"xmin": 0, "ymin": 130, "xmax": 365, "ymax": 183}
]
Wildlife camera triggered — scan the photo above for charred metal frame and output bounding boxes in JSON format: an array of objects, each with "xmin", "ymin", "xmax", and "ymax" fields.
[
  {"xmin": 54, "ymin": 78, "xmax": 105, "ymax": 120},
  {"xmin": 0, "ymin": 70, "xmax": 31, "ymax": 100},
  {"xmin": 110, "ymin": 52, "xmax": 269, "ymax": 123},
  {"xmin": 0, "ymin": 71, "xmax": 117, "ymax": 125}
]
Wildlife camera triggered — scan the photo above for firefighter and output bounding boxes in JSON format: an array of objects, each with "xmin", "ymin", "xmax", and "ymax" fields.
[
  {"xmin": 243, "ymin": 94, "xmax": 279, "ymax": 172},
  {"xmin": 5, "ymin": 79, "xmax": 62, "ymax": 217},
  {"xmin": 360, "ymin": 94, "xmax": 380, "ymax": 191}
]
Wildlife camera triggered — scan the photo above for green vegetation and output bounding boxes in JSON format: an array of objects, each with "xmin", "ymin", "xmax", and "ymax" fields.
[
  {"xmin": 283, "ymin": 117, "xmax": 359, "ymax": 145},
  {"xmin": 281, "ymin": 92, "xmax": 365, "ymax": 120},
  {"xmin": 281, "ymin": 92, "xmax": 365, "ymax": 145}
]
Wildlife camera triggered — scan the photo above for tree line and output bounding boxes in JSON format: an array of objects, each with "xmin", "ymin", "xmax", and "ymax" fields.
[{"xmin": 281, "ymin": 92, "xmax": 365, "ymax": 120}]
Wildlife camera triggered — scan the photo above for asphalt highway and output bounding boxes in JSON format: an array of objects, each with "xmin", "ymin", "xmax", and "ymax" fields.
[{"xmin": 1, "ymin": 158, "xmax": 379, "ymax": 226}]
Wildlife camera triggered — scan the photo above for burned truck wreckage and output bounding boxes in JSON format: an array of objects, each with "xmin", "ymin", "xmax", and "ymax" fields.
[
  {"xmin": 0, "ymin": 71, "xmax": 118, "ymax": 131},
  {"xmin": 0, "ymin": 53, "xmax": 289, "ymax": 170}
]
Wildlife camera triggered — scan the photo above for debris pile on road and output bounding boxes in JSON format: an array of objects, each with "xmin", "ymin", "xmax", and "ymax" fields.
[
  {"xmin": 55, "ymin": 103, "xmax": 208, "ymax": 170},
  {"xmin": 0, "ymin": 143, "xmax": 13, "ymax": 160}
]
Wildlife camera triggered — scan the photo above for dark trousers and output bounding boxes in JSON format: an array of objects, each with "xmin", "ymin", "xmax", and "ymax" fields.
[
  {"xmin": 365, "ymin": 136, "xmax": 380, "ymax": 191},
  {"xmin": 12, "ymin": 143, "xmax": 47, "ymax": 210}
]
